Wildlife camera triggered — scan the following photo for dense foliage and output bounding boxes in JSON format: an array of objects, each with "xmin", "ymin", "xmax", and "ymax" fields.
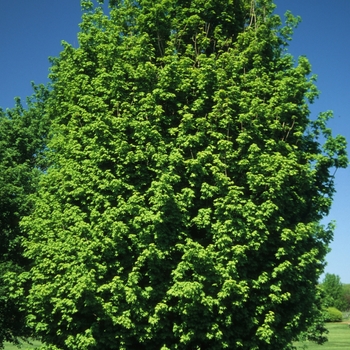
[
  {"xmin": 324, "ymin": 307, "xmax": 343, "ymax": 322},
  {"xmin": 1, "ymin": 0, "xmax": 347, "ymax": 349},
  {"xmin": 0, "ymin": 86, "xmax": 49, "ymax": 348},
  {"xmin": 321, "ymin": 273, "xmax": 350, "ymax": 311},
  {"xmin": 322, "ymin": 273, "xmax": 344, "ymax": 310},
  {"xmin": 341, "ymin": 284, "xmax": 350, "ymax": 311}
]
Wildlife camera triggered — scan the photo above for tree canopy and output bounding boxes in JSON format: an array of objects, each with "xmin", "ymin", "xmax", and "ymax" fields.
[
  {"xmin": 1, "ymin": 0, "xmax": 347, "ymax": 349},
  {"xmin": 322, "ymin": 273, "xmax": 343, "ymax": 309},
  {"xmin": 321, "ymin": 273, "xmax": 350, "ymax": 311}
]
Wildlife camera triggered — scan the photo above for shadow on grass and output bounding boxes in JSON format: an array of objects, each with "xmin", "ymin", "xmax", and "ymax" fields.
[
  {"xmin": 4, "ymin": 339, "xmax": 42, "ymax": 350},
  {"xmin": 294, "ymin": 322, "xmax": 350, "ymax": 349}
]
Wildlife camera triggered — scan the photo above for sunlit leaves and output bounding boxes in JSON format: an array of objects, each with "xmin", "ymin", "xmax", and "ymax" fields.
[{"xmin": 19, "ymin": 0, "xmax": 348, "ymax": 349}]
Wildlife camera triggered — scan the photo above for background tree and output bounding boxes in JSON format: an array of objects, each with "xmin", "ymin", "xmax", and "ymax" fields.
[
  {"xmin": 20, "ymin": 0, "xmax": 347, "ymax": 349},
  {"xmin": 321, "ymin": 273, "xmax": 348, "ymax": 311},
  {"xmin": 341, "ymin": 284, "xmax": 350, "ymax": 311},
  {"xmin": 0, "ymin": 85, "xmax": 49, "ymax": 348}
]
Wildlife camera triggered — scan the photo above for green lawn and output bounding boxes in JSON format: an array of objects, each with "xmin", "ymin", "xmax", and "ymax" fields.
[
  {"xmin": 3, "ymin": 323, "xmax": 350, "ymax": 349},
  {"xmin": 3, "ymin": 339, "xmax": 42, "ymax": 350},
  {"xmin": 294, "ymin": 323, "xmax": 350, "ymax": 349}
]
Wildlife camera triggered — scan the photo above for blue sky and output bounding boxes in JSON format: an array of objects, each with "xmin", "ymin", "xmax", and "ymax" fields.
[
  {"xmin": 1, "ymin": 1, "xmax": 349, "ymax": 283},
  {"xmin": 274, "ymin": 0, "xmax": 350, "ymax": 283}
]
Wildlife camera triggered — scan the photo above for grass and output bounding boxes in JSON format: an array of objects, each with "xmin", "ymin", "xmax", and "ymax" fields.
[
  {"xmin": 3, "ymin": 339, "xmax": 42, "ymax": 350},
  {"xmin": 294, "ymin": 322, "xmax": 350, "ymax": 349}
]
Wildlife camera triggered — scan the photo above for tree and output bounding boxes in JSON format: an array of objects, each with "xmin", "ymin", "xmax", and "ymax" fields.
[
  {"xmin": 341, "ymin": 284, "xmax": 350, "ymax": 311},
  {"xmin": 0, "ymin": 86, "xmax": 49, "ymax": 348},
  {"xmin": 322, "ymin": 273, "xmax": 345, "ymax": 310},
  {"xmin": 20, "ymin": 0, "xmax": 347, "ymax": 349}
]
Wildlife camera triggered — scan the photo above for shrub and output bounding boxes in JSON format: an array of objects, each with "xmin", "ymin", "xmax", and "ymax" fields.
[{"xmin": 325, "ymin": 307, "xmax": 343, "ymax": 322}]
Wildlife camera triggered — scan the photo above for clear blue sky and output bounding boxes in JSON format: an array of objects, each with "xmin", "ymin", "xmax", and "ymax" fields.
[
  {"xmin": 1, "ymin": 1, "xmax": 349, "ymax": 283},
  {"xmin": 274, "ymin": 0, "xmax": 350, "ymax": 284}
]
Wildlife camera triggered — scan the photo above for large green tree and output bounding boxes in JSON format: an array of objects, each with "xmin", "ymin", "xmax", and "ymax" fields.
[
  {"xmin": 20, "ymin": 0, "xmax": 347, "ymax": 349},
  {"xmin": 0, "ymin": 85, "xmax": 49, "ymax": 348}
]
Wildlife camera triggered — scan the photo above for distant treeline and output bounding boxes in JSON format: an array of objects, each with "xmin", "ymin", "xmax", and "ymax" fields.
[{"xmin": 320, "ymin": 273, "xmax": 350, "ymax": 311}]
